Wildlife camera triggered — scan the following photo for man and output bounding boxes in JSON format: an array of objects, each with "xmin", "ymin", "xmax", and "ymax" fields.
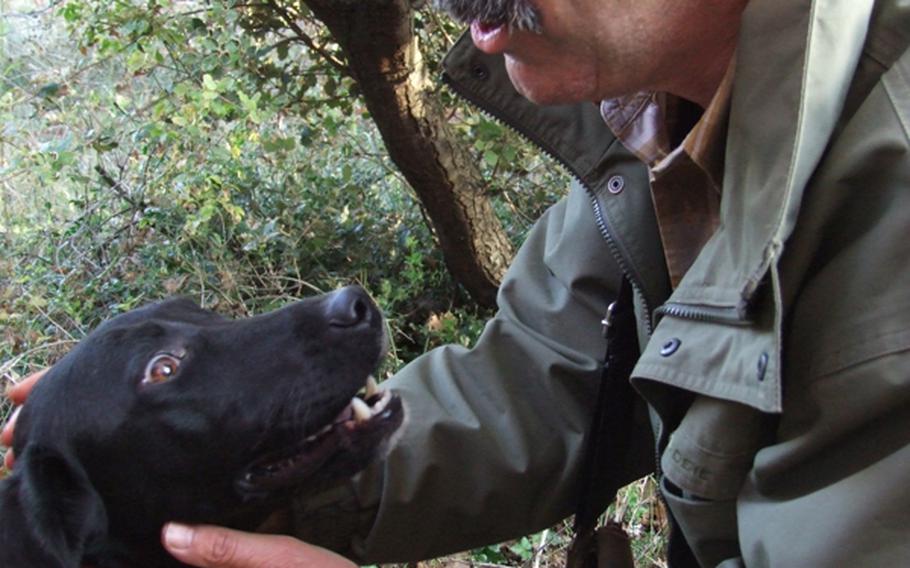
[{"xmin": 5, "ymin": 0, "xmax": 910, "ymax": 566}]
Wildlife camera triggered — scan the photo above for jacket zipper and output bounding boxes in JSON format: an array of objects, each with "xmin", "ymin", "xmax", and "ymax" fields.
[
  {"xmin": 442, "ymin": 73, "xmax": 655, "ymax": 336},
  {"xmin": 654, "ymin": 301, "xmax": 752, "ymax": 327},
  {"xmin": 443, "ymin": 72, "xmax": 677, "ymax": 544}
]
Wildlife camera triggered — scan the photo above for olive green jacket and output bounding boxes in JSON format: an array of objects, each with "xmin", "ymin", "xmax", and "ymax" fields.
[{"xmin": 295, "ymin": 1, "xmax": 910, "ymax": 565}]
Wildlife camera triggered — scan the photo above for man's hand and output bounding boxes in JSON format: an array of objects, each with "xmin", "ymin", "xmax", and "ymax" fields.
[
  {"xmin": 162, "ymin": 523, "xmax": 357, "ymax": 568},
  {"xmin": 2, "ymin": 369, "xmax": 48, "ymax": 469}
]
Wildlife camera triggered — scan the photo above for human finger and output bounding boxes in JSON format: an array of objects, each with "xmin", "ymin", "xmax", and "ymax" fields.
[
  {"xmin": 162, "ymin": 523, "xmax": 357, "ymax": 568},
  {"xmin": 2, "ymin": 368, "xmax": 48, "ymax": 452},
  {"xmin": 6, "ymin": 368, "xmax": 48, "ymax": 405},
  {"xmin": 2, "ymin": 369, "xmax": 50, "ymax": 469}
]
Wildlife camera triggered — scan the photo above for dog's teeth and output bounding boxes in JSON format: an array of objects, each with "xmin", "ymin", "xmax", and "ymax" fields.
[
  {"xmin": 372, "ymin": 389, "xmax": 392, "ymax": 412},
  {"xmin": 365, "ymin": 375, "xmax": 379, "ymax": 398},
  {"xmin": 351, "ymin": 397, "xmax": 372, "ymax": 423}
]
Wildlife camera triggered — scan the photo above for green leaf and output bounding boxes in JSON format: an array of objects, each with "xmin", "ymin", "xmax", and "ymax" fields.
[
  {"xmin": 262, "ymin": 136, "xmax": 296, "ymax": 153},
  {"xmin": 126, "ymin": 50, "xmax": 147, "ymax": 72},
  {"xmin": 114, "ymin": 93, "xmax": 131, "ymax": 110},
  {"xmin": 202, "ymin": 74, "xmax": 219, "ymax": 92},
  {"xmin": 61, "ymin": 2, "xmax": 83, "ymax": 22},
  {"xmin": 323, "ymin": 77, "xmax": 337, "ymax": 97},
  {"xmin": 276, "ymin": 41, "xmax": 289, "ymax": 61},
  {"xmin": 37, "ymin": 83, "xmax": 63, "ymax": 99}
]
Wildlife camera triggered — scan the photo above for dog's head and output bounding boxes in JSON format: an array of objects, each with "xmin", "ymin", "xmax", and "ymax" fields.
[{"xmin": 0, "ymin": 286, "xmax": 403, "ymax": 567}]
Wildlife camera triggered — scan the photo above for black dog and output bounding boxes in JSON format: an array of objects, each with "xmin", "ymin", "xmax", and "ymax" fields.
[{"xmin": 0, "ymin": 286, "xmax": 403, "ymax": 567}]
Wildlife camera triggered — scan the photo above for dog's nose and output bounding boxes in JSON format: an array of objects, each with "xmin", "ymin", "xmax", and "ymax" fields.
[{"xmin": 326, "ymin": 285, "xmax": 373, "ymax": 327}]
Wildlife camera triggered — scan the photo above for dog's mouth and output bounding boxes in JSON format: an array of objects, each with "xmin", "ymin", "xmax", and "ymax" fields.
[{"xmin": 235, "ymin": 375, "xmax": 403, "ymax": 496}]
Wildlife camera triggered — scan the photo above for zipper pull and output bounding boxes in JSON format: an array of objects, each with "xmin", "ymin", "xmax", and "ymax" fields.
[{"xmin": 601, "ymin": 301, "xmax": 617, "ymax": 338}]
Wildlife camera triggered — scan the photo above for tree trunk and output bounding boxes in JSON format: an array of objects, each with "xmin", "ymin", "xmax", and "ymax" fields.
[{"xmin": 297, "ymin": 0, "xmax": 513, "ymax": 308}]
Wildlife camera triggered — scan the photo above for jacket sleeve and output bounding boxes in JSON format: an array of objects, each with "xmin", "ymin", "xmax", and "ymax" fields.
[{"xmin": 292, "ymin": 182, "xmax": 653, "ymax": 562}]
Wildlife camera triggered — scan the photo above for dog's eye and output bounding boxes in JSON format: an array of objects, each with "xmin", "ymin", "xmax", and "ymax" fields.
[{"xmin": 143, "ymin": 354, "xmax": 181, "ymax": 385}]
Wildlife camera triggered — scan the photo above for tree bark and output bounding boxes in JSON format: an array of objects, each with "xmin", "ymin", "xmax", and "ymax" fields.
[{"xmin": 295, "ymin": 0, "xmax": 513, "ymax": 308}]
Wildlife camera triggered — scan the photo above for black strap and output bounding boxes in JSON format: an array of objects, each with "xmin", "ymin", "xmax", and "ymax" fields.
[{"xmin": 572, "ymin": 276, "xmax": 640, "ymax": 537}]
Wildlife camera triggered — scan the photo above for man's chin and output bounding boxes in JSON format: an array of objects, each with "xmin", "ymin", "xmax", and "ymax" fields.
[{"xmin": 505, "ymin": 57, "xmax": 586, "ymax": 106}]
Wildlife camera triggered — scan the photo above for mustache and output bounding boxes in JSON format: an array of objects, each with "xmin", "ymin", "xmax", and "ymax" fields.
[{"xmin": 432, "ymin": 0, "xmax": 542, "ymax": 32}]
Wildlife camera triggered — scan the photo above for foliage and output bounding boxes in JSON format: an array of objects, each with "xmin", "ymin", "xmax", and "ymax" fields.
[{"xmin": 1, "ymin": 0, "xmax": 541, "ymax": 376}]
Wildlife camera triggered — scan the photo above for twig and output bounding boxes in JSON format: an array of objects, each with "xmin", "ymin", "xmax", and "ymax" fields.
[
  {"xmin": 95, "ymin": 164, "xmax": 138, "ymax": 208},
  {"xmin": 31, "ymin": 301, "xmax": 82, "ymax": 341},
  {"xmin": 424, "ymin": 2, "xmax": 454, "ymax": 46},
  {"xmin": 0, "ymin": 339, "xmax": 77, "ymax": 380},
  {"xmin": 533, "ymin": 528, "xmax": 549, "ymax": 568},
  {"xmin": 0, "ymin": 0, "xmax": 64, "ymax": 19},
  {"xmin": 265, "ymin": 0, "xmax": 349, "ymax": 76}
]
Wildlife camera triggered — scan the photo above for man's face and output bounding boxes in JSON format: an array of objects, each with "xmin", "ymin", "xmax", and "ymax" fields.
[
  {"xmin": 436, "ymin": 0, "xmax": 717, "ymax": 106},
  {"xmin": 470, "ymin": 0, "xmax": 606, "ymax": 105}
]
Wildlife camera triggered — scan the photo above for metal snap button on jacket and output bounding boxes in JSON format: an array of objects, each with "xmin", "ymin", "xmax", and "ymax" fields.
[
  {"xmin": 757, "ymin": 352, "xmax": 769, "ymax": 382},
  {"xmin": 660, "ymin": 338, "xmax": 681, "ymax": 356},
  {"xmin": 607, "ymin": 174, "xmax": 625, "ymax": 194},
  {"xmin": 471, "ymin": 63, "xmax": 489, "ymax": 81}
]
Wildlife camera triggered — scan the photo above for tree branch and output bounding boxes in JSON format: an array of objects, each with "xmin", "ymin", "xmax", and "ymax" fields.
[
  {"xmin": 264, "ymin": 0, "xmax": 350, "ymax": 76},
  {"xmin": 94, "ymin": 164, "xmax": 137, "ymax": 208}
]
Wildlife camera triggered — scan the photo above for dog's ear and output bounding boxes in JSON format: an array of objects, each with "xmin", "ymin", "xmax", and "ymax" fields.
[{"xmin": 0, "ymin": 445, "xmax": 108, "ymax": 567}]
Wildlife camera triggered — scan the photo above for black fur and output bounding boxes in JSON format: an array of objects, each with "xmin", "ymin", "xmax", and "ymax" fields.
[{"xmin": 0, "ymin": 287, "xmax": 402, "ymax": 567}]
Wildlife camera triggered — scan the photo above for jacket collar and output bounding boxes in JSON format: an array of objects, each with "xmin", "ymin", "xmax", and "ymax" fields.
[
  {"xmin": 674, "ymin": 0, "xmax": 876, "ymax": 309},
  {"xmin": 441, "ymin": 1, "xmax": 879, "ymax": 312},
  {"xmin": 442, "ymin": 34, "xmax": 673, "ymax": 315}
]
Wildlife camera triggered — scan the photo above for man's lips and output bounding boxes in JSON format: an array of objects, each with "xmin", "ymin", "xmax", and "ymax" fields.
[{"xmin": 471, "ymin": 20, "xmax": 509, "ymax": 54}]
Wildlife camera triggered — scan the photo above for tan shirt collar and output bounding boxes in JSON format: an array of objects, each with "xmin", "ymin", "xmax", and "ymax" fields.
[
  {"xmin": 599, "ymin": 63, "xmax": 735, "ymax": 287},
  {"xmin": 600, "ymin": 62, "xmax": 735, "ymax": 191}
]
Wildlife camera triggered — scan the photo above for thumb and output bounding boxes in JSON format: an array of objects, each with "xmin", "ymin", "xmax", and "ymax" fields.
[{"xmin": 162, "ymin": 523, "xmax": 356, "ymax": 568}]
